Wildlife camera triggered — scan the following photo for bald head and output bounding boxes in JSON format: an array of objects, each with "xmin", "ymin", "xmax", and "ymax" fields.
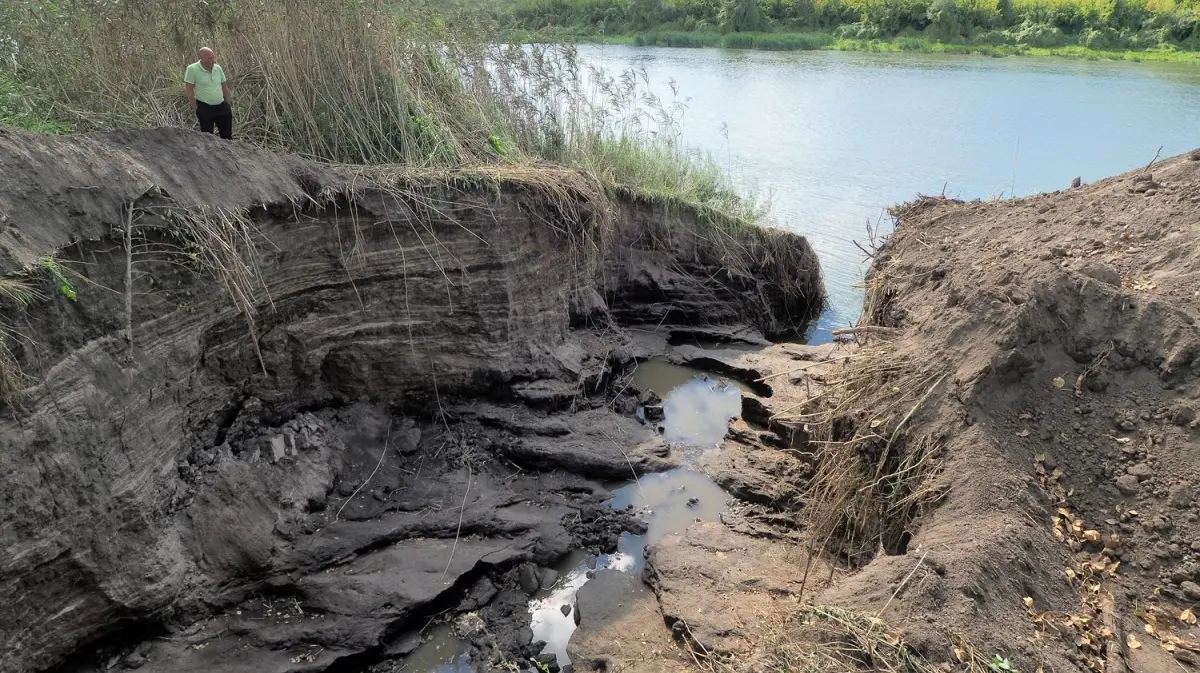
[{"xmin": 199, "ymin": 47, "xmax": 215, "ymax": 70}]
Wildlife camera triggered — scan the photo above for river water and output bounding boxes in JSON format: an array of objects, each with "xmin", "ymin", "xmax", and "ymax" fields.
[
  {"xmin": 575, "ymin": 46, "xmax": 1200, "ymax": 339},
  {"xmin": 407, "ymin": 49, "xmax": 1200, "ymax": 672}
]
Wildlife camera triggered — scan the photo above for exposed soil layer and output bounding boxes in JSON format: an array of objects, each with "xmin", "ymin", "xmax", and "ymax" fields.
[
  {"xmin": 803, "ymin": 154, "xmax": 1200, "ymax": 673},
  {"xmin": 0, "ymin": 128, "xmax": 823, "ymax": 673}
]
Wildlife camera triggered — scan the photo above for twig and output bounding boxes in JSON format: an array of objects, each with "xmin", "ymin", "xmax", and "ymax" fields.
[
  {"xmin": 1143, "ymin": 145, "xmax": 1163, "ymax": 174},
  {"xmin": 832, "ymin": 326, "xmax": 897, "ymax": 337},
  {"xmin": 873, "ymin": 549, "xmax": 928, "ymax": 622},
  {"xmin": 123, "ymin": 202, "xmax": 134, "ymax": 363},
  {"xmin": 334, "ymin": 419, "xmax": 392, "ymax": 522},
  {"xmin": 600, "ymin": 430, "xmax": 645, "ymax": 499},
  {"xmin": 441, "ymin": 463, "xmax": 472, "ymax": 581},
  {"xmin": 756, "ymin": 356, "xmax": 852, "ymax": 382}
]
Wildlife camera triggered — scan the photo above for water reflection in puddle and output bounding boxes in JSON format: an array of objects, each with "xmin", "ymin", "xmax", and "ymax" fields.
[
  {"xmin": 528, "ymin": 367, "xmax": 739, "ymax": 668},
  {"xmin": 404, "ymin": 364, "xmax": 739, "ymax": 671},
  {"xmin": 529, "ymin": 468, "xmax": 729, "ymax": 665},
  {"xmin": 633, "ymin": 358, "xmax": 753, "ymax": 397}
]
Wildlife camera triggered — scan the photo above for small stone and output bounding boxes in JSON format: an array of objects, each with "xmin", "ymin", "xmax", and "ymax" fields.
[
  {"xmin": 1189, "ymin": 149, "xmax": 1200, "ymax": 161},
  {"xmin": 686, "ymin": 497, "xmax": 700, "ymax": 508},
  {"xmin": 1051, "ymin": 246, "xmax": 1068, "ymax": 258},
  {"xmin": 1118, "ymin": 419, "xmax": 1137, "ymax": 431},
  {"xmin": 518, "ymin": 564, "xmax": 541, "ymax": 596},
  {"xmin": 122, "ymin": 652, "xmax": 148, "ymax": 669},
  {"xmin": 1182, "ymin": 581, "xmax": 1200, "ymax": 601},
  {"xmin": 1175, "ymin": 649, "xmax": 1198, "ymax": 665},
  {"xmin": 535, "ymin": 652, "xmax": 561, "ymax": 672},
  {"xmin": 1127, "ymin": 463, "xmax": 1154, "ymax": 480},
  {"xmin": 1071, "ymin": 177, "xmax": 1082, "ymax": 188},
  {"xmin": 1115, "ymin": 474, "xmax": 1140, "ymax": 495},
  {"xmin": 1172, "ymin": 407, "xmax": 1196, "ymax": 426},
  {"xmin": 560, "ymin": 603, "xmax": 571, "ymax": 617},
  {"xmin": 1170, "ymin": 483, "xmax": 1195, "ymax": 509}
]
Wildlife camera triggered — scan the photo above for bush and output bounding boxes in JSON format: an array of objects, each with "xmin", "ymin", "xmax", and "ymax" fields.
[{"xmin": 1007, "ymin": 19, "xmax": 1071, "ymax": 44}]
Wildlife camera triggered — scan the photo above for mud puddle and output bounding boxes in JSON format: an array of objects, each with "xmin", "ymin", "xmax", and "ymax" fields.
[
  {"xmin": 530, "ymin": 468, "xmax": 730, "ymax": 664},
  {"xmin": 633, "ymin": 358, "xmax": 754, "ymax": 397},
  {"xmin": 404, "ymin": 362, "xmax": 743, "ymax": 672},
  {"xmin": 400, "ymin": 624, "xmax": 472, "ymax": 672}
]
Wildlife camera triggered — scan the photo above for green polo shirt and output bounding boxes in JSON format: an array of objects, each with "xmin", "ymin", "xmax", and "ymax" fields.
[{"xmin": 184, "ymin": 62, "xmax": 227, "ymax": 105}]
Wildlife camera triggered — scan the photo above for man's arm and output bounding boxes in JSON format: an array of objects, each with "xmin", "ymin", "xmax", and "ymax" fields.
[
  {"xmin": 221, "ymin": 81, "xmax": 230, "ymax": 104},
  {"xmin": 184, "ymin": 82, "xmax": 197, "ymax": 109}
]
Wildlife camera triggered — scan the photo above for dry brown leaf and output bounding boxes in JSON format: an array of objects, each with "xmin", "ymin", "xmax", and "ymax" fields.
[
  {"xmin": 1181, "ymin": 609, "xmax": 1198, "ymax": 626},
  {"xmin": 1053, "ymin": 376, "xmax": 1066, "ymax": 388},
  {"xmin": 1127, "ymin": 633, "xmax": 1142, "ymax": 649},
  {"xmin": 1083, "ymin": 530, "xmax": 1102, "ymax": 542},
  {"xmin": 953, "ymin": 647, "xmax": 967, "ymax": 663},
  {"xmin": 1024, "ymin": 597, "xmax": 1035, "ymax": 609}
]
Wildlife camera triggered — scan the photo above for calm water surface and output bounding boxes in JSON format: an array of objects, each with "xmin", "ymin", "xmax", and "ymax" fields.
[{"xmin": 575, "ymin": 46, "xmax": 1200, "ymax": 337}]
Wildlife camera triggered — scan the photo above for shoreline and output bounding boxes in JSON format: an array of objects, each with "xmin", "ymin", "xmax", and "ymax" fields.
[{"xmin": 503, "ymin": 28, "xmax": 1200, "ymax": 64}]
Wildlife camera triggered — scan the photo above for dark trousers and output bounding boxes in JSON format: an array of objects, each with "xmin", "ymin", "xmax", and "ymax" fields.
[{"xmin": 196, "ymin": 101, "xmax": 233, "ymax": 140}]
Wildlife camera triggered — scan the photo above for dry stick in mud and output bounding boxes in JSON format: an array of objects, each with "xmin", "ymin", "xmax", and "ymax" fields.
[
  {"xmin": 442, "ymin": 464, "xmax": 472, "ymax": 581},
  {"xmin": 1143, "ymin": 145, "xmax": 1163, "ymax": 174},
  {"xmin": 123, "ymin": 202, "xmax": 134, "ymax": 363},
  {"xmin": 335, "ymin": 420, "xmax": 393, "ymax": 522},
  {"xmin": 756, "ymin": 355, "xmax": 853, "ymax": 383},
  {"xmin": 600, "ymin": 429, "xmax": 645, "ymax": 499}
]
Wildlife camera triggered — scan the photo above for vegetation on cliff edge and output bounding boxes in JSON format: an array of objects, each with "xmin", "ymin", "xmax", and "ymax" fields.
[{"xmin": 0, "ymin": 0, "xmax": 764, "ymax": 225}]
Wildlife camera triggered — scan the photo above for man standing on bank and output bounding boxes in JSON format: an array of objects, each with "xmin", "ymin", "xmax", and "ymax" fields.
[{"xmin": 183, "ymin": 47, "xmax": 232, "ymax": 140}]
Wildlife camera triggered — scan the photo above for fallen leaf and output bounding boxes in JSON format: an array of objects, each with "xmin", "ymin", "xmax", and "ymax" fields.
[
  {"xmin": 1127, "ymin": 633, "xmax": 1142, "ymax": 649},
  {"xmin": 1053, "ymin": 376, "xmax": 1066, "ymax": 388},
  {"xmin": 870, "ymin": 419, "xmax": 883, "ymax": 428},
  {"xmin": 1083, "ymin": 530, "xmax": 1102, "ymax": 543},
  {"xmin": 1017, "ymin": 429, "xmax": 1030, "ymax": 437},
  {"xmin": 1036, "ymin": 452, "xmax": 1047, "ymax": 463},
  {"xmin": 953, "ymin": 647, "xmax": 967, "ymax": 663},
  {"xmin": 1181, "ymin": 609, "xmax": 1197, "ymax": 626},
  {"xmin": 1024, "ymin": 597, "xmax": 1035, "ymax": 609}
]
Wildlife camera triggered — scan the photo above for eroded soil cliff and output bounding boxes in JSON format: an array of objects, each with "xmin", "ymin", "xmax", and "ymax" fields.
[
  {"xmin": 0, "ymin": 128, "xmax": 824, "ymax": 673},
  {"xmin": 783, "ymin": 153, "xmax": 1200, "ymax": 673}
]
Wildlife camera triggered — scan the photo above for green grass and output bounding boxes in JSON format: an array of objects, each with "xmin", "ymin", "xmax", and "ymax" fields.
[{"xmin": 0, "ymin": 72, "xmax": 72, "ymax": 133}]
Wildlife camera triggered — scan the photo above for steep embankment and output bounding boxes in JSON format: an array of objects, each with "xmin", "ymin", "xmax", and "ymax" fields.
[
  {"xmin": 0, "ymin": 128, "xmax": 823, "ymax": 673},
  {"xmin": 788, "ymin": 153, "xmax": 1200, "ymax": 673}
]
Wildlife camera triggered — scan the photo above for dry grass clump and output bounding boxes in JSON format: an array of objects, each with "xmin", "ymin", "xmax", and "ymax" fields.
[
  {"xmin": 780, "ymin": 263, "xmax": 944, "ymax": 567},
  {"xmin": 767, "ymin": 605, "xmax": 946, "ymax": 673}
]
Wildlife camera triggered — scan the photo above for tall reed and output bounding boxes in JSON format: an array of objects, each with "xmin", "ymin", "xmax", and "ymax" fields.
[{"xmin": 0, "ymin": 0, "xmax": 761, "ymax": 223}]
